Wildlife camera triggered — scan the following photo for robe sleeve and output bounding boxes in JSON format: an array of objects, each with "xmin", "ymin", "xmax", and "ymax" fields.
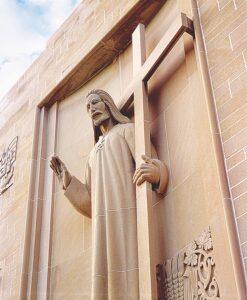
[
  {"xmin": 64, "ymin": 160, "xmax": 91, "ymax": 218},
  {"xmin": 151, "ymin": 146, "xmax": 169, "ymax": 195},
  {"xmin": 124, "ymin": 123, "xmax": 168, "ymax": 195}
]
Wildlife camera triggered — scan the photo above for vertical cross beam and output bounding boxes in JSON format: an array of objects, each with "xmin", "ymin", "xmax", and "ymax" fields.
[{"xmin": 133, "ymin": 24, "xmax": 156, "ymax": 299}]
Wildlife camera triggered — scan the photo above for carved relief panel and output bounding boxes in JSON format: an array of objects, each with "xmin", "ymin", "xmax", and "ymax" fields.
[
  {"xmin": 0, "ymin": 137, "xmax": 18, "ymax": 195},
  {"xmin": 157, "ymin": 228, "xmax": 220, "ymax": 300}
]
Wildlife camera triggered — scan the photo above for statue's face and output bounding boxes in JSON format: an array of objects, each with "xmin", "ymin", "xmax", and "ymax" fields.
[{"xmin": 86, "ymin": 94, "xmax": 111, "ymax": 126}]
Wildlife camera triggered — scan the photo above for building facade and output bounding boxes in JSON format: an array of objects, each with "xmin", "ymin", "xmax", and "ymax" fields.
[{"xmin": 0, "ymin": 0, "xmax": 247, "ymax": 299}]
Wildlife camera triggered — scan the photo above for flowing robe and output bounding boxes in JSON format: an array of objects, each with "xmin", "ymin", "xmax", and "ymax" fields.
[{"xmin": 64, "ymin": 123, "xmax": 167, "ymax": 299}]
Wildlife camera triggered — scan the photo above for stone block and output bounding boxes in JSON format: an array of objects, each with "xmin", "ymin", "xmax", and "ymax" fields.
[
  {"xmin": 234, "ymin": 192, "xmax": 247, "ymax": 218},
  {"xmin": 229, "ymin": 19, "xmax": 247, "ymax": 50},
  {"xmin": 228, "ymin": 159, "xmax": 247, "ymax": 187},
  {"xmin": 226, "ymin": 149, "xmax": 245, "ymax": 169},
  {"xmin": 237, "ymin": 213, "xmax": 247, "ymax": 243}
]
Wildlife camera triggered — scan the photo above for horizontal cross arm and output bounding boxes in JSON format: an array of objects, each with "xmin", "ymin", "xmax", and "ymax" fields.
[
  {"xmin": 141, "ymin": 13, "xmax": 194, "ymax": 82},
  {"xmin": 119, "ymin": 13, "xmax": 194, "ymax": 112}
]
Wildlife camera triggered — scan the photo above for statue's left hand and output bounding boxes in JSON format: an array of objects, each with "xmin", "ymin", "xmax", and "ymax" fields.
[{"xmin": 133, "ymin": 155, "xmax": 160, "ymax": 186}]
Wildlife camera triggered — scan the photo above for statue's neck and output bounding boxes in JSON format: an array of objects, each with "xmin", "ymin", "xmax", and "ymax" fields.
[{"xmin": 99, "ymin": 118, "xmax": 115, "ymax": 136}]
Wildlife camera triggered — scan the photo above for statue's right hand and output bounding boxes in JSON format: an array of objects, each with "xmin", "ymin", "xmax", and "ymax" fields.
[{"xmin": 50, "ymin": 156, "xmax": 72, "ymax": 190}]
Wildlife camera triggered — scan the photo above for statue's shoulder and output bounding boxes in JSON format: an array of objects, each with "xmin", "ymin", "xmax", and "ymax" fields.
[
  {"xmin": 115, "ymin": 123, "xmax": 134, "ymax": 143},
  {"xmin": 116, "ymin": 122, "xmax": 134, "ymax": 134},
  {"xmin": 118, "ymin": 122, "xmax": 134, "ymax": 129}
]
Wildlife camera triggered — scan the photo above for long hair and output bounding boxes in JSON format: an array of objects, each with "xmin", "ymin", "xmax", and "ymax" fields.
[{"xmin": 86, "ymin": 89, "xmax": 130, "ymax": 143}]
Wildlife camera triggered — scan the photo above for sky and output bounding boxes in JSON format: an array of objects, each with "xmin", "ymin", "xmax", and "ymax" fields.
[{"xmin": 0, "ymin": 0, "xmax": 81, "ymax": 100}]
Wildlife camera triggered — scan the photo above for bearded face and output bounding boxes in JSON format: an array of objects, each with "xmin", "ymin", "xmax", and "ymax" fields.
[{"xmin": 86, "ymin": 94, "xmax": 111, "ymax": 127}]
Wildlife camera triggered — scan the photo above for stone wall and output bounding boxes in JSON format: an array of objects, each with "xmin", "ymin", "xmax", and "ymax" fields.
[
  {"xmin": 48, "ymin": 0, "xmax": 246, "ymax": 298},
  {"xmin": 197, "ymin": 0, "xmax": 247, "ymax": 279},
  {"xmin": 0, "ymin": 0, "xmax": 247, "ymax": 299}
]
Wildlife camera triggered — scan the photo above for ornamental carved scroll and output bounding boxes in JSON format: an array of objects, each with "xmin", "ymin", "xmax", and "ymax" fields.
[
  {"xmin": 156, "ymin": 228, "xmax": 220, "ymax": 300},
  {"xmin": 0, "ymin": 137, "xmax": 18, "ymax": 195}
]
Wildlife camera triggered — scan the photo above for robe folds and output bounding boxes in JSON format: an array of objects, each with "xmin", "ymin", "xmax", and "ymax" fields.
[{"xmin": 64, "ymin": 123, "xmax": 167, "ymax": 299}]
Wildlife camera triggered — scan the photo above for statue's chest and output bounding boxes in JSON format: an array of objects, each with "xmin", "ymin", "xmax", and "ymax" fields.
[{"xmin": 95, "ymin": 131, "xmax": 123, "ymax": 154}]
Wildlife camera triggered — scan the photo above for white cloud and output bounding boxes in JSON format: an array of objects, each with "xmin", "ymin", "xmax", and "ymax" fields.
[
  {"xmin": 0, "ymin": 1, "xmax": 47, "ymax": 58},
  {"xmin": 41, "ymin": 0, "xmax": 78, "ymax": 31},
  {"xmin": 0, "ymin": 53, "xmax": 40, "ymax": 98},
  {"xmin": 26, "ymin": 0, "xmax": 82, "ymax": 32},
  {"xmin": 28, "ymin": 0, "xmax": 50, "ymax": 3},
  {"xmin": 0, "ymin": 0, "xmax": 81, "ymax": 100}
]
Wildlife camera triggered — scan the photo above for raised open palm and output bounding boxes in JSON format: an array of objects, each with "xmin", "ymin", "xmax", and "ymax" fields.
[{"xmin": 50, "ymin": 156, "xmax": 72, "ymax": 190}]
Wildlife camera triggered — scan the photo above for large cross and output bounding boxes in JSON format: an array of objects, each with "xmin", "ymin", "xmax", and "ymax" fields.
[{"xmin": 120, "ymin": 13, "xmax": 194, "ymax": 299}]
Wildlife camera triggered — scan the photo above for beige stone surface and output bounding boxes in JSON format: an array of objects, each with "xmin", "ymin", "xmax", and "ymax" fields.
[
  {"xmin": 234, "ymin": 193, "xmax": 247, "ymax": 218},
  {"xmin": 1, "ymin": 0, "xmax": 247, "ymax": 298},
  {"xmin": 226, "ymin": 149, "xmax": 245, "ymax": 170},
  {"xmin": 198, "ymin": 0, "xmax": 247, "ymax": 285},
  {"xmin": 48, "ymin": 0, "xmax": 246, "ymax": 298},
  {"xmin": 50, "ymin": 250, "xmax": 92, "ymax": 300},
  {"xmin": 242, "ymin": 242, "xmax": 247, "ymax": 258},
  {"xmin": 0, "ymin": 97, "xmax": 36, "ymax": 299}
]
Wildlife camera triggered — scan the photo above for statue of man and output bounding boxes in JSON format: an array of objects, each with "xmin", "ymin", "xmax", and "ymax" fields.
[{"xmin": 50, "ymin": 89, "xmax": 168, "ymax": 299}]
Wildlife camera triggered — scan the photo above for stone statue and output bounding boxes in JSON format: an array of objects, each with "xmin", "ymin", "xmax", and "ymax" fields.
[{"xmin": 50, "ymin": 89, "xmax": 168, "ymax": 299}]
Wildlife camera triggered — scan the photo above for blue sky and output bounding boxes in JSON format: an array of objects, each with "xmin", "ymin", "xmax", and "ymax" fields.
[{"xmin": 0, "ymin": 0, "xmax": 81, "ymax": 100}]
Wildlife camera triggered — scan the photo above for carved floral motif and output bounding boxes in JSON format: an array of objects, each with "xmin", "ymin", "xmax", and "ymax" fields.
[
  {"xmin": 184, "ymin": 229, "xmax": 219, "ymax": 299},
  {"xmin": 157, "ymin": 228, "xmax": 220, "ymax": 300},
  {"xmin": 196, "ymin": 230, "xmax": 212, "ymax": 251},
  {"xmin": 184, "ymin": 242, "xmax": 197, "ymax": 266}
]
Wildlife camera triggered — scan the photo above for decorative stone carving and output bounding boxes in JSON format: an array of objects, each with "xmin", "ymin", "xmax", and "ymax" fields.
[
  {"xmin": 157, "ymin": 228, "xmax": 220, "ymax": 300},
  {"xmin": 163, "ymin": 252, "xmax": 185, "ymax": 299},
  {"xmin": 0, "ymin": 137, "xmax": 18, "ymax": 195}
]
